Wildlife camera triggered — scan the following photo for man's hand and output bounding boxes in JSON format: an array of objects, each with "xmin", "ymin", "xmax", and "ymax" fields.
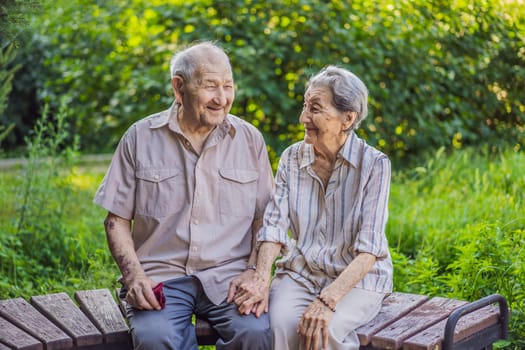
[
  {"xmin": 227, "ymin": 269, "xmax": 270, "ymax": 317},
  {"xmin": 297, "ymin": 298, "xmax": 334, "ymax": 350},
  {"xmin": 124, "ymin": 274, "xmax": 162, "ymax": 310}
]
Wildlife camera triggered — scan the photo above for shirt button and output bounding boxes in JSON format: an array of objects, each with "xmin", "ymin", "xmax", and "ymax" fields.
[
  {"xmin": 154, "ymin": 174, "xmax": 160, "ymax": 180},
  {"xmin": 193, "ymin": 219, "xmax": 199, "ymax": 225},
  {"xmin": 192, "ymin": 246, "xmax": 198, "ymax": 252},
  {"xmin": 187, "ymin": 268, "xmax": 193, "ymax": 274}
]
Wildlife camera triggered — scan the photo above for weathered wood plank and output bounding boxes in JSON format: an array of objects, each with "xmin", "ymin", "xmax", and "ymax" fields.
[
  {"xmin": 195, "ymin": 318, "xmax": 219, "ymax": 345},
  {"xmin": 402, "ymin": 305, "xmax": 500, "ymax": 350},
  {"xmin": 371, "ymin": 297, "xmax": 467, "ymax": 350},
  {"xmin": 356, "ymin": 292, "xmax": 429, "ymax": 346},
  {"xmin": 0, "ymin": 342, "xmax": 14, "ymax": 350},
  {"xmin": 0, "ymin": 298, "xmax": 72, "ymax": 349},
  {"xmin": 0, "ymin": 315, "xmax": 43, "ymax": 350},
  {"xmin": 74, "ymin": 289, "xmax": 129, "ymax": 344},
  {"xmin": 30, "ymin": 293, "xmax": 103, "ymax": 347}
]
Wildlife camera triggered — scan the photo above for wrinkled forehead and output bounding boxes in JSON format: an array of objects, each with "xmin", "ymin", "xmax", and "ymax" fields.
[
  {"xmin": 304, "ymin": 85, "xmax": 332, "ymax": 103},
  {"xmin": 193, "ymin": 50, "xmax": 233, "ymax": 80},
  {"xmin": 196, "ymin": 62, "xmax": 233, "ymax": 81}
]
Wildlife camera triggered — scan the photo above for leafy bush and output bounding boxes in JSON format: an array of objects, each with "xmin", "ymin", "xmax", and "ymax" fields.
[{"xmin": 3, "ymin": 0, "xmax": 524, "ymax": 165}]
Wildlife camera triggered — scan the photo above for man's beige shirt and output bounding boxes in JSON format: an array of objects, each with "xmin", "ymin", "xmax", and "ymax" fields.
[{"xmin": 94, "ymin": 103, "xmax": 274, "ymax": 305}]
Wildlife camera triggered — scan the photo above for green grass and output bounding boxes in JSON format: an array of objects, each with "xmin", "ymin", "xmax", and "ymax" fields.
[
  {"xmin": 388, "ymin": 146, "xmax": 524, "ymax": 348},
  {"xmin": 0, "ymin": 164, "xmax": 117, "ymax": 297},
  {"xmin": 0, "ymin": 146, "xmax": 523, "ymax": 348}
]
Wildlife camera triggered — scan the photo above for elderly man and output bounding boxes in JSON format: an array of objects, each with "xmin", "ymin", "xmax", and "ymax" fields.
[{"xmin": 94, "ymin": 42, "xmax": 273, "ymax": 350}]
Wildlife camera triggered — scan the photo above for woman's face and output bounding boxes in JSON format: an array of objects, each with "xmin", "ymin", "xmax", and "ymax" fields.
[{"xmin": 299, "ymin": 86, "xmax": 352, "ymax": 147}]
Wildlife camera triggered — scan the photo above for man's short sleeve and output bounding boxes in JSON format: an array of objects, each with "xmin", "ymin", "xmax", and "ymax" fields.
[{"xmin": 93, "ymin": 128, "xmax": 137, "ymax": 220}]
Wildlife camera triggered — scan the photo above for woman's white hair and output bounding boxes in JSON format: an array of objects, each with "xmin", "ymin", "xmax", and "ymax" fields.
[{"xmin": 307, "ymin": 65, "xmax": 369, "ymax": 130}]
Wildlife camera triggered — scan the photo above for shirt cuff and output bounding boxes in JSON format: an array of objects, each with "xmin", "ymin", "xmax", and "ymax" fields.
[
  {"xmin": 353, "ymin": 230, "xmax": 389, "ymax": 258},
  {"xmin": 257, "ymin": 226, "xmax": 291, "ymax": 255}
]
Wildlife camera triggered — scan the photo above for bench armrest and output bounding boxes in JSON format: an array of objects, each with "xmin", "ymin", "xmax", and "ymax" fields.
[{"xmin": 443, "ymin": 293, "xmax": 509, "ymax": 350}]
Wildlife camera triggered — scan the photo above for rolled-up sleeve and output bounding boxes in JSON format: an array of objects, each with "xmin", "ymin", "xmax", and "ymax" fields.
[
  {"xmin": 257, "ymin": 151, "xmax": 293, "ymax": 253},
  {"xmin": 93, "ymin": 128, "xmax": 137, "ymax": 220},
  {"xmin": 354, "ymin": 155, "xmax": 391, "ymax": 259},
  {"xmin": 254, "ymin": 137, "xmax": 275, "ymax": 221}
]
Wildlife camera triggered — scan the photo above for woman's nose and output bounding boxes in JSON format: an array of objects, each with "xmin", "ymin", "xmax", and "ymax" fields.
[{"xmin": 299, "ymin": 110, "xmax": 310, "ymax": 123}]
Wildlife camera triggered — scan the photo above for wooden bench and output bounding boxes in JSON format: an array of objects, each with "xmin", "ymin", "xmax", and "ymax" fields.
[{"xmin": 0, "ymin": 289, "xmax": 508, "ymax": 350}]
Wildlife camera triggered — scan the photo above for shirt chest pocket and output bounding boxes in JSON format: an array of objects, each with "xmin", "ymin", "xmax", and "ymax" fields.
[
  {"xmin": 135, "ymin": 168, "xmax": 185, "ymax": 217},
  {"xmin": 219, "ymin": 168, "xmax": 258, "ymax": 217}
]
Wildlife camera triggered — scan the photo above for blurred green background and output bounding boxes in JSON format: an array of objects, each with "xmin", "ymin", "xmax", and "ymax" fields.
[{"xmin": 2, "ymin": 0, "xmax": 523, "ymax": 165}]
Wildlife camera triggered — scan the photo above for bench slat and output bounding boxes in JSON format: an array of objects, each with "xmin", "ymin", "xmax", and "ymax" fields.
[
  {"xmin": 0, "ymin": 298, "xmax": 72, "ymax": 349},
  {"xmin": 402, "ymin": 305, "xmax": 500, "ymax": 350},
  {"xmin": 74, "ymin": 289, "xmax": 130, "ymax": 345},
  {"xmin": 371, "ymin": 297, "xmax": 467, "ymax": 349},
  {"xmin": 30, "ymin": 293, "xmax": 103, "ymax": 347},
  {"xmin": 0, "ymin": 315, "xmax": 43, "ymax": 350},
  {"xmin": 0, "ymin": 342, "xmax": 15, "ymax": 350},
  {"xmin": 356, "ymin": 292, "xmax": 429, "ymax": 346},
  {"xmin": 195, "ymin": 318, "xmax": 219, "ymax": 345}
]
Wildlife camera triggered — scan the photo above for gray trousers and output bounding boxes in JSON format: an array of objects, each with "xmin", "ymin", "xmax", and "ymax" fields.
[
  {"xmin": 269, "ymin": 274, "xmax": 385, "ymax": 350},
  {"xmin": 126, "ymin": 276, "xmax": 271, "ymax": 350}
]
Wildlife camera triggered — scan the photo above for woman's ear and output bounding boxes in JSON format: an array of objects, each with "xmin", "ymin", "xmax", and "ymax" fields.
[{"xmin": 343, "ymin": 111, "xmax": 357, "ymax": 131}]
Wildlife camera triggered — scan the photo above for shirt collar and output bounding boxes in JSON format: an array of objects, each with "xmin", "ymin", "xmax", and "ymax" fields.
[
  {"xmin": 149, "ymin": 102, "xmax": 236, "ymax": 138},
  {"xmin": 299, "ymin": 143, "xmax": 314, "ymax": 169},
  {"xmin": 299, "ymin": 131, "xmax": 359, "ymax": 169},
  {"xmin": 338, "ymin": 131, "xmax": 359, "ymax": 168}
]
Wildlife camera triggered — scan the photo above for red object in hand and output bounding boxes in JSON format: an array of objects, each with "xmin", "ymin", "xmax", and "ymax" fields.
[{"xmin": 153, "ymin": 283, "xmax": 166, "ymax": 309}]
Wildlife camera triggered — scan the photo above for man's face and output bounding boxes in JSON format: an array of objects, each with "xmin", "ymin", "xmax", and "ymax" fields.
[{"xmin": 177, "ymin": 59, "xmax": 234, "ymax": 129}]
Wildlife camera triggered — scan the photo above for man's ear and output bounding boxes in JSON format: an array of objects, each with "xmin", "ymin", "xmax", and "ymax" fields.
[{"xmin": 172, "ymin": 76, "xmax": 184, "ymax": 102}]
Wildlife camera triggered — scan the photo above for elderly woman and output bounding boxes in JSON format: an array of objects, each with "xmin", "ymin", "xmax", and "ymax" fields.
[{"xmin": 231, "ymin": 66, "xmax": 393, "ymax": 350}]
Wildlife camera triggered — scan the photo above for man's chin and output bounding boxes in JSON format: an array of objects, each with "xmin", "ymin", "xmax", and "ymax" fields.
[{"xmin": 202, "ymin": 113, "xmax": 226, "ymax": 127}]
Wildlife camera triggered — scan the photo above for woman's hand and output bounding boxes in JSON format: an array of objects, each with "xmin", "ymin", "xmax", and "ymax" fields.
[
  {"xmin": 297, "ymin": 298, "xmax": 335, "ymax": 350},
  {"xmin": 228, "ymin": 270, "xmax": 270, "ymax": 317}
]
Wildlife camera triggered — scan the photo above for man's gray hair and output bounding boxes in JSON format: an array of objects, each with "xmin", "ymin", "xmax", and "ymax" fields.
[
  {"xmin": 307, "ymin": 65, "xmax": 369, "ymax": 130},
  {"xmin": 169, "ymin": 41, "xmax": 231, "ymax": 82}
]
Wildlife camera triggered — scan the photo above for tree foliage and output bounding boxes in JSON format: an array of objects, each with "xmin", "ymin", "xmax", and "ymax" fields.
[{"xmin": 3, "ymin": 0, "xmax": 524, "ymax": 165}]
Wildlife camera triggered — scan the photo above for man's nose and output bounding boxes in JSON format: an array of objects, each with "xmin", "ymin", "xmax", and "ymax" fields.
[{"xmin": 213, "ymin": 88, "xmax": 227, "ymax": 105}]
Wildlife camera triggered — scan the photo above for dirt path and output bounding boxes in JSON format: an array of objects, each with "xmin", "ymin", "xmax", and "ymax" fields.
[{"xmin": 0, "ymin": 154, "xmax": 112, "ymax": 170}]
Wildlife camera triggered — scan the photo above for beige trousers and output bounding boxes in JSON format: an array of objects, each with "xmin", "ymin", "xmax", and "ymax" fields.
[{"xmin": 269, "ymin": 274, "xmax": 385, "ymax": 350}]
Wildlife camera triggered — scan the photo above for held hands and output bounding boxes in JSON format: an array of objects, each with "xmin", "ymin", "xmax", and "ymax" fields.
[
  {"xmin": 227, "ymin": 269, "xmax": 270, "ymax": 317},
  {"xmin": 124, "ymin": 273, "xmax": 163, "ymax": 310},
  {"xmin": 297, "ymin": 297, "xmax": 335, "ymax": 350}
]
